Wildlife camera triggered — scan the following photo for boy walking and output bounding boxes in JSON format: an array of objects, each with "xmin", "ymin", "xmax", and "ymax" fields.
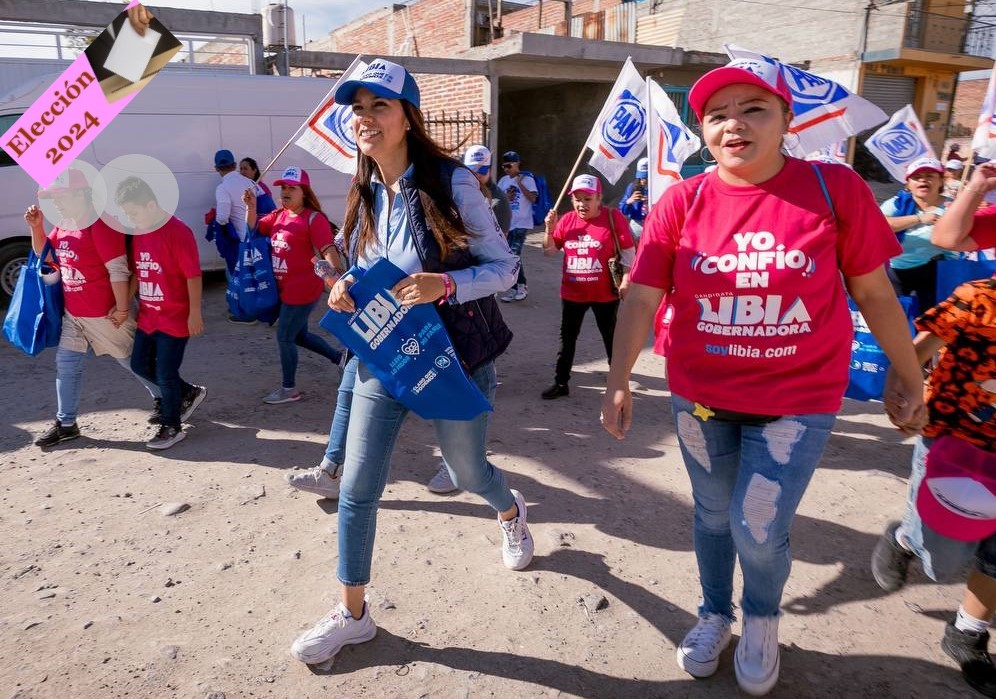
[
  {"xmin": 116, "ymin": 177, "xmax": 207, "ymax": 450},
  {"xmin": 497, "ymin": 150, "xmax": 537, "ymax": 302},
  {"xmin": 872, "ymin": 277, "xmax": 996, "ymax": 697}
]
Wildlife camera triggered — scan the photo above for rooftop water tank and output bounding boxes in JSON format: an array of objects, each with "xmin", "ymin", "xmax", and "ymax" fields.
[{"xmin": 262, "ymin": 3, "xmax": 296, "ymax": 47}]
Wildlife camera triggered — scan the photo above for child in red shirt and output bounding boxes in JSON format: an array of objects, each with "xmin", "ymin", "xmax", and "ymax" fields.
[
  {"xmin": 540, "ymin": 174, "xmax": 634, "ymax": 399},
  {"xmin": 117, "ymin": 176, "xmax": 206, "ymax": 450}
]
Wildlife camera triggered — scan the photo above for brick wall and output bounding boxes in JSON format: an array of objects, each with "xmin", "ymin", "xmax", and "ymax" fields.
[
  {"xmin": 951, "ymin": 77, "xmax": 986, "ymax": 138},
  {"xmin": 329, "ymin": 0, "xmax": 470, "ymax": 57},
  {"xmin": 499, "ymin": 0, "xmax": 627, "ymax": 35},
  {"xmin": 329, "ymin": 8, "xmax": 394, "ymax": 54},
  {"xmin": 416, "ymin": 73, "xmax": 489, "ymax": 152}
]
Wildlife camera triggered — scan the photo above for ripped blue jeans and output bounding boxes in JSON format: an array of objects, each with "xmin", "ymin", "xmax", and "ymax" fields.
[{"xmin": 671, "ymin": 394, "xmax": 836, "ymax": 619}]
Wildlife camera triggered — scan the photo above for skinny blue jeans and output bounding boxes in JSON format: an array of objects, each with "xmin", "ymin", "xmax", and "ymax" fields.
[
  {"xmin": 276, "ymin": 300, "xmax": 342, "ymax": 389},
  {"xmin": 56, "ymin": 346, "xmax": 159, "ymax": 426},
  {"xmin": 671, "ymin": 394, "xmax": 836, "ymax": 619},
  {"xmin": 336, "ymin": 360, "xmax": 514, "ymax": 586},
  {"xmin": 323, "ymin": 355, "xmax": 357, "ymax": 468}
]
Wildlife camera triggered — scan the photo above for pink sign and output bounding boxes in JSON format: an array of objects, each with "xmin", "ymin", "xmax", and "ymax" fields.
[{"xmin": 1, "ymin": 2, "xmax": 172, "ymax": 188}]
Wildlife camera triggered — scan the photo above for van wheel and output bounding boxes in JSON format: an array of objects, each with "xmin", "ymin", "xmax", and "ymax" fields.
[{"xmin": 0, "ymin": 241, "xmax": 30, "ymax": 307}]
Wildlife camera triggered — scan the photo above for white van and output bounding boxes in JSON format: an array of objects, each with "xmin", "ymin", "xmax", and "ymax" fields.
[{"xmin": 0, "ymin": 71, "xmax": 353, "ymax": 304}]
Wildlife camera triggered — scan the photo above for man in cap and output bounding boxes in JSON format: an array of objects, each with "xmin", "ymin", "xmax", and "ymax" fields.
[
  {"xmin": 463, "ymin": 145, "xmax": 512, "ymax": 235},
  {"xmin": 497, "ymin": 150, "xmax": 537, "ymax": 302},
  {"xmin": 619, "ymin": 156, "xmax": 650, "ymax": 243},
  {"xmin": 210, "ymin": 148, "xmax": 255, "ymax": 322}
]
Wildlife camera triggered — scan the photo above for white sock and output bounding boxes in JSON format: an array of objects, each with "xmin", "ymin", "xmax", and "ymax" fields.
[{"xmin": 955, "ymin": 605, "xmax": 991, "ymax": 635}]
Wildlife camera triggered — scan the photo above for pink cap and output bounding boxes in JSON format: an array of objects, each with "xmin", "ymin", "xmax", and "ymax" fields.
[
  {"xmin": 568, "ymin": 174, "xmax": 602, "ymax": 195},
  {"xmin": 38, "ymin": 168, "xmax": 89, "ymax": 198},
  {"xmin": 905, "ymin": 157, "xmax": 944, "ymax": 180},
  {"xmin": 689, "ymin": 58, "xmax": 793, "ymax": 120},
  {"xmin": 274, "ymin": 166, "xmax": 310, "ymax": 187},
  {"xmin": 917, "ymin": 435, "xmax": 996, "ymax": 542}
]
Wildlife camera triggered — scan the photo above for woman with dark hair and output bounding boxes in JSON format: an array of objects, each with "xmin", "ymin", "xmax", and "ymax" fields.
[
  {"xmin": 244, "ymin": 166, "xmax": 343, "ymax": 404},
  {"xmin": 239, "ymin": 157, "xmax": 277, "ymax": 216},
  {"xmin": 287, "ymin": 59, "xmax": 532, "ymax": 667}
]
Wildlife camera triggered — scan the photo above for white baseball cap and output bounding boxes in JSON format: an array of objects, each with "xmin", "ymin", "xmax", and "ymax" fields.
[
  {"xmin": 463, "ymin": 145, "xmax": 492, "ymax": 175},
  {"xmin": 905, "ymin": 157, "xmax": 944, "ymax": 180},
  {"xmin": 334, "ymin": 58, "xmax": 421, "ymax": 108},
  {"xmin": 945, "ymin": 159, "xmax": 965, "ymax": 171},
  {"xmin": 568, "ymin": 174, "xmax": 602, "ymax": 195}
]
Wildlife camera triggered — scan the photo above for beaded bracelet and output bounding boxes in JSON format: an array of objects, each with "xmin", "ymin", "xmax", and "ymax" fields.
[{"xmin": 438, "ymin": 273, "xmax": 453, "ymax": 306}]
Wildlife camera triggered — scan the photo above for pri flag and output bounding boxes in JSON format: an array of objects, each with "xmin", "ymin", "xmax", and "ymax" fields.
[
  {"xmin": 972, "ymin": 64, "xmax": 996, "ymax": 157},
  {"xmin": 864, "ymin": 105, "xmax": 936, "ymax": 182},
  {"xmin": 646, "ymin": 77, "xmax": 700, "ymax": 206},
  {"xmin": 725, "ymin": 45, "xmax": 887, "ymax": 158},
  {"xmin": 294, "ymin": 56, "xmax": 367, "ymax": 174},
  {"xmin": 586, "ymin": 58, "xmax": 648, "ymax": 184}
]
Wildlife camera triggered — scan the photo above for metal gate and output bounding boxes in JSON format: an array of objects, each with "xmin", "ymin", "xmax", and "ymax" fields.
[
  {"xmin": 860, "ymin": 74, "xmax": 917, "ymax": 119},
  {"xmin": 423, "ymin": 110, "xmax": 490, "ymax": 155}
]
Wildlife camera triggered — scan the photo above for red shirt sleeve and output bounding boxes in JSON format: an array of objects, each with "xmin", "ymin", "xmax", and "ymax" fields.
[
  {"xmin": 307, "ymin": 210, "xmax": 334, "ymax": 253},
  {"xmin": 629, "ymin": 180, "xmax": 693, "ymax": 291},
  {"xmin": 172, "ymin": 219, "xmax": 202, "ymax": 280},
  {"xmin": 970, "ymin": 207, "xmax": 996, "ymax": 250},
  {"xmin": 257, "ymin": 210, "xmax": 280, "ymax": 236},
  {"xmin": 824, "ymin": 164, "xmax": 902, "ymax": 277},
  {"xmin": 91, "ymin": 220, "xmax": 126, "ymax": 263}
]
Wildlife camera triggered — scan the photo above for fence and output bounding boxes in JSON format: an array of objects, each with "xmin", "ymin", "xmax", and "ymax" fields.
[{"xmin": 423, "ymin": 110, "xmax": 490, "ymax": 154}]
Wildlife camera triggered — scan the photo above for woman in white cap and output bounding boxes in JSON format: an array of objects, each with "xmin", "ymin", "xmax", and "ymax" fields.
[
  {"xmin": 243, "ymin": 166, "xmax": 344, "ymax": 404},
  {"xmin": 287, "ymin": 58, "xmax": 532, "ymax": 667},
  {"xmin": 600, "ymin": 58, "xmax": 927, "ymax": 695},
  {"xmin": 619, "ymin": 156, "xmax": 650, "ymax": 243},
  {"xmin": 943, "ymin": 158, "xmax": 965, "ymax": 199},
  {"xmin": 541, "ymin": 173, "xmax": 635, "ymax": 400},
  {"xmin": 880, "ymin": 157, "xmax": 953, "ymax": 313}
]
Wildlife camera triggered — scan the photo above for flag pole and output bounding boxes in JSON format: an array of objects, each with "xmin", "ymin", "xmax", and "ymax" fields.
[
  {"xmin": 257, "ymin": 54, "xmax": 365, "ymax": 182},
  {"xmin": 551, "ymin": 145, "xmax": 589, "ymax": 212}
]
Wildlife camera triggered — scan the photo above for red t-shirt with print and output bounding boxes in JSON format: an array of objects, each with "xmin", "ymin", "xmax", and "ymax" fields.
[
  {"xmin": 630, "ymin": 158, "xmax": 902, "ymax": 415},
  {"xmin": 969, "ymin": 207, "xmax": 996, "ymax": 250},
  {"xmin": 257, "ymin": 208, "xmax": 333, "ymax": 305},
  {"xmin": 552, "ymin": 208, "xmax": 634, "ymax": 303},
  {"xmin": 48, "ymin": 218, "xmax": 125, "ymax": 318},
  {"xmin": 132, "ymin": 216, "xmax": 201, "ymax": 338}
]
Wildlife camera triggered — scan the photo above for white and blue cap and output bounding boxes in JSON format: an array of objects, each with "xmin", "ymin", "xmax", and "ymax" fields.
[
  {"xmin": 636, "ymin": 157, "xmax": 649, "ymax": 178},
  {"xmin": 568, "ymin": 174, "xmax": 602, "ymax": 195},
  {"xmin": 463, "ymin": 145, "xmax": 492, "ymax": 175},
  {"xmin": 334, "ymin": 58, "xmax": 421, "ymax": 108}
]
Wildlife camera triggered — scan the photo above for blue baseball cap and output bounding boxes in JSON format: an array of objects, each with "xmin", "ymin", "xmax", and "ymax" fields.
[
  {"xmin": 214, "ymin": 149, "xmax": 235, "ymax": 167},
  {"xmin": 501, "ymin": 151, "xmax": 520, "ymax": 163},
  {"xmin": 334, "ymin": 58, "xmax": 421, "ymax": 108}
]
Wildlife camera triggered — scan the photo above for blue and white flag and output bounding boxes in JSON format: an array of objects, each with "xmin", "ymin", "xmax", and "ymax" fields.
[
  {"xmin": 586, "ymin": 58, "xmax": 648, "ymax": 184},
  {"xmin": 725, "ymin": 45, "xmax": 887, "ymax": 158},
  {"xmin": 294, "ymin": 55, "xmax": 367, "ymax": 175},
  {"xmin": 972, "ymin": 63, "xmax": 996, "ymax": 158},
  {"xmin": 864, "ymin": 105, "xmax": 936, "ymax": 182},
  {"xmin": 646, "ymin": 77, "xmax": 700, "ymax": 206},
  {"xmin": 319, "ymin": 259, "xmax": 492, "ymax": 421}
]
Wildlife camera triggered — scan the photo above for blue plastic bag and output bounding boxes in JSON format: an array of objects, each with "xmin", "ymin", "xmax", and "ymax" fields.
[
  {"xmin": 226, "ymin": 229, "xmax": 279, "ymax": 323},
  {"xmin": 320, "ymin": 259, "xmax": 491, "ymax": 421},
  {"xmin": 2, "ymin": 241, "xmax": 64, "ymax": 356},
  {"xmin": 936, "ymin": 256, "xmax": 996, "ymax": 303},
  {"xmin": 844, "ymin": 296, "xmax": 916, "ymax": 402}
]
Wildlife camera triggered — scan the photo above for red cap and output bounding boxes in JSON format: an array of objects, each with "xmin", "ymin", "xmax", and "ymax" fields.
[
  {"xmin": 273, "ymin": 166, "xmax": 310, "ymax": 187},
  {"xmin": 917, "ymin": 435, "xmax": 996, "ymax": 542},
  {"xmin": 689, "ymin": 58, "xmax": 793, "ymax": 120},
  {"xmin": 38, "ymin": 168, "xmax": 89, "ymax": 198}
]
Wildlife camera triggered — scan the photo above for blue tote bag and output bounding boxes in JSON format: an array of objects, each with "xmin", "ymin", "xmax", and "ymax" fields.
[
  {"xmin": 936, "ymin": 255, "xmax": 996, "ymax": 303},
  {"xmin": 2, "ymin": 241, "xmax": 64, "ymax": 356},
  {"xmin": 227, "ymin": 228, "xmax": 279, "ymax": 323},
  {"xmin": 320, "ymin": 259, "xmax": 491, "ymax": 421},
  {"xmin": 844, "ymin": 295, "xmax": 916, "ymax": 402}
]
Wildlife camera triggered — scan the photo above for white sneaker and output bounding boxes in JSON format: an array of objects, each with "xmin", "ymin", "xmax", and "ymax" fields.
[
  {"xmin": 734, "ymin": 614, "xmax": 780, "ymax": 696},
  {"xmin": 676, "ymin": 613, "xmax": 733, "ymax": 678},
  {"xmin": 290, "ymin": 600, "xmax": 376, "ymax": 665},
  {"xmin": 513, "ymin": 283, "xmax": 528, "ymax": 301},
  {"xmin": 498, "ymin": 287, "xmax": 517, "ymax": 302},
  {"xmin": 427, "ymin": 463, "xmax": 459, "ymax": 494},
  {"xmin": 499, "ymin": 489, "xmax": 534, "ymax": 570},
  {"xmin": 287, "ymin": 461, "xmax": 340, "ymax": 499},
  {"xmin": 264, "ymin": 387, "xmax": 301, "ymax": 404}
]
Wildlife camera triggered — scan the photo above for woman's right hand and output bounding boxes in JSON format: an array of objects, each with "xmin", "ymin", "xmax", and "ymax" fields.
[
  {"xmin": 627, "ymin": 192, "xmax": 643, "ymax": 205},
  {"xmin": 544, "ymin": 209, "xmax": 558, "ymax": 231},
  {"xmin": 327, "ymin": 276, "xmax": 357, "ymax": 313},
  {"xmin": 24, "ymin": 205, "xmax": 43, "ymax": 229},
  {"xmin": 242, "ymin": 187, "xmax": 257, "ymax": 209},
  {"xmin": 967, "ymin": 162, "xmax": 996, "ymax": 194},
  {"xmin": 600, "ymin": 383, "xmax": 632, "ymax": 440},
  {"xmin": 919, "ymin": 211, "xmax": 940, "ymax": 225}
]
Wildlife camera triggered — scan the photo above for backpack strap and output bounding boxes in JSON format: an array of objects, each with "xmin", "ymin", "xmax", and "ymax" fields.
[{"xmin": 810, "ymin": 162, "xmax": 836, "ymax": 223}]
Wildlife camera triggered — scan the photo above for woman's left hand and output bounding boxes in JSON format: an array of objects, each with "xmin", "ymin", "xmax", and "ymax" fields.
[
  {"xmin": 883, "ymin": 369, "xmax": 928, "ymax": 435},
  {"xmin": 391, "ymin": 273, "xmax": 447, "ymax": 307}
]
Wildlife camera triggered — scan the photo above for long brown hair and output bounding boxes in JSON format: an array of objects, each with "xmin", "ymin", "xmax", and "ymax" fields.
[{"xmin": 342, "ymin": 101, "xmax": 469, "ymax": 261}]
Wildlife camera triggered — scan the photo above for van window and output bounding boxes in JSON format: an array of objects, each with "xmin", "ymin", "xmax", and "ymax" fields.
[{"xmin": 0, "ymin": 114, "xmax": 22, "ymax": 167}]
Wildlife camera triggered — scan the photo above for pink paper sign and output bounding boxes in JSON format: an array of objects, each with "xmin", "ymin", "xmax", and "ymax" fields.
[{"xmin": 1, "ymin": 1, "xmax": 151, "ymax": 188}]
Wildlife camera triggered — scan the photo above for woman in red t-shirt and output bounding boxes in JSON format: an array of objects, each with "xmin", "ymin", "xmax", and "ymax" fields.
[
  {"xmin": 245, "ymin": 166, "xmax": 344, "ymax": 404},
  {"xmin": 540, "ymin": 174, "xmax": 634, "ymax": 399},
  {"xmin": 600, "ymin": 61, "xmax": 927, "ymax": 696}
]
